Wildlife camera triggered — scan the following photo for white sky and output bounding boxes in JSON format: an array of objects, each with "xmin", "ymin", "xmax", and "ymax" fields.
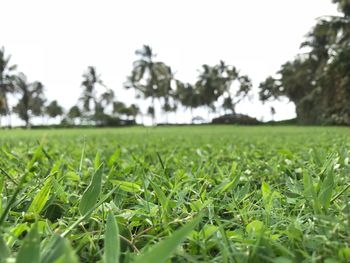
[{"xmin": 0, "ymin": 0, "xmax": 339, "ymax": 125}]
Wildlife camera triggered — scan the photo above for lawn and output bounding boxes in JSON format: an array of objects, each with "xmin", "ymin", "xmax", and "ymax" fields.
[{"xmin": 0, "ymin": 126, "xmax": 350, "ymax": 262}]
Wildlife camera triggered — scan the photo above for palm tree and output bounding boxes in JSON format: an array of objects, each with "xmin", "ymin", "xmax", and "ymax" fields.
[
  {"xmin": 99, "ymin": 89, "xmax": 114, "ymax": 116},
  {"xmin": 270, "ymin": 106, "xmax": 276, "ymax": 121},
  {"xmin": 195, "ymin": 64, "xmax": 225, "ymax": 118},
  {"xmin": 12, "ymin": 73, "xmax": 46, "ymax": 128},
  {"xmin": 0, "ymin": 47, "xmax": 17, "ymax": 127},
  {"xmin": 215, "ymin": 61, "xmax": 252, "ymax": 114},
  {"xmin": 31, "ymin": 95, "xmax": 47, "ymax": 124},
  {"xmin": 147, "ymin": 106, "xmax": 155, "ymax": 123},
  {"xmin": 93, "ymin": 89, "xmax": 114, "ymax": 125},
  {"xmin": 79, "ymin": 66, "xmax": 105, "ymax": 122},
  {"xmin": 227, "ymin": 74, "xmax": 252, "ymax": 114},
  {"xmin": 125, "ymin": 45, "xmax": 173, "ymax": 125},
  {"xmin": 195, "ymin": 61, "xmax": 252, "ymax": 118},
  {"xmin": 129, "ymin": 104, "xmax": 140, "ymax": 123},
  {"xmin": 175, "ymin": 81, "xmax": 200, "ymax": 123},
  {"xmin": 158, "ymin": 65, "xmax": 175, "ymax": 123}
]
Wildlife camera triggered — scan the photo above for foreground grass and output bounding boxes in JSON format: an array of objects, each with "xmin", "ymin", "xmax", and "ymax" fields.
[{"xmin": 0, "ymin": 126, "xmax": 350, "ymax": 262}]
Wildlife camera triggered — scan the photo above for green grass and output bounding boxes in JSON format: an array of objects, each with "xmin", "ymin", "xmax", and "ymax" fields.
[{"xmin": 1, "ymin": 126, "xmax": 350, "ymax": 262}]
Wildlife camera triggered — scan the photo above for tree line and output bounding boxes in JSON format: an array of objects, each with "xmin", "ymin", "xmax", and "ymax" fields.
[
  {"xmin": 1, "ymin": 0, "xmax": 350, "ymax": 127},
  {"xmin": 0, "ymin": 45, "xmax": 252, "ymax": 128}
]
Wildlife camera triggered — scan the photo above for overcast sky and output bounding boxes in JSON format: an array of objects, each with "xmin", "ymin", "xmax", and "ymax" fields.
[{"xmin": 1, "ymin": 0, "xmax": 339, "ymax": 124}]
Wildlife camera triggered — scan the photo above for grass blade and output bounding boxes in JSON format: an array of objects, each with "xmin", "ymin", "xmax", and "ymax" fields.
[
  {"xmin": 78, "ymin": 138, "xmax": 86, "ymax": 174},
  {"xmin": 150, "ymin": 180, "xmax": 170, "ymax": 219},
  {"xmin": 104, "ymin": 211, "xmax": 120, "ymax": 263},
  {"xmin": 41, "ymin": 235, "xmax": 65, "ymax": 263},
  {"xmin": 54, "ymin": 238, "xmax": 79, "ymax": 263},
  {"xmin": 331, "ymin": 183, "xmax": 350, "ymax": 203},
  {"xmin": 111, "ymin": 180, "xmax": 142, "ymax": 194},
  {"xmin": 0, "ymin": 173, "xmax": 3, "ymax": 215},
  {"xmin": 27, "ymin": 177, "xmax": 52, "ymax": 215},
  {"xmin": 79, "ymin": 163, "xmax": 103, "ymax": 216},
  {"xmin": 303, "ymin": 171, "xmax": 321, "ymax": 214},
  {"xmin": 0, "ymin": 236, "xmax": 10, "ymax": 261},
  {"xmin": 318, "ymin": 169, "xmax": 334, "ymax": 211},
  {"xmin": 134, "ymin": 213, "xmax": 203, "ymax": 263},
  {"xmin": 16, "ymin": 223, "xmax": 40, "ymax": 263}
]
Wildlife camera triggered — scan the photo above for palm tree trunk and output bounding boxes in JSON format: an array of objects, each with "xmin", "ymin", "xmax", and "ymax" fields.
[
  {"xmin": 152, "ymin": 97, "xmax": 156, "ymax": 125},
  {"xmin": 5, "ymin": 99, "xmax": 12, "ymax": 129},
  {"xmin": 7, "ymin": 112, "xmax": 12, "ymax": 129},
  {"xmin": 190, "ymin": 107, "xmax": 194, "ymax": 124},
  {"xmin": 24, "ymin": 112, "xmax": 30, "ymax": 129},
  {"xmin": 207, "ymin": 107, "xmax": 210, "ymax": 123}
]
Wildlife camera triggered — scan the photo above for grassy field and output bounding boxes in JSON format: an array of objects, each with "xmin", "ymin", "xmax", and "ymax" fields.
[{"xmin": 0, "ymin": 126, "xmax": 350, "ymax": 262}]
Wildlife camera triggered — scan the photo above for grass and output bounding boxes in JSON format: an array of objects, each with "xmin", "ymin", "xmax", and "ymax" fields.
[{"xmin": 0, "ymin": 125, "xmax": 350, "ymax": 262}]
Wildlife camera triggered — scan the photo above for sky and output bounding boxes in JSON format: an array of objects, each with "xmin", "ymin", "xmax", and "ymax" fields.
[{"xmin": 0, "ymin": 0, "xmax": 339, "ymax": 125}]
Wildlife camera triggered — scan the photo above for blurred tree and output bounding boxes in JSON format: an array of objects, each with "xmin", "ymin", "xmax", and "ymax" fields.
[
  {"xmin": 46, "ymin": 100, "xmax": 64, "ymax": 120},
  {"xmin": 195, "ymin": 64, "xmax": 222, "ymax": 113},
  {"xmin": 79, "ymin": 66, "xmax": 105, "ymax": 121},
  {"xmin": 259, "ymin": 56, "xmax": 321, "ymax": 123},
  {"xmin": 125, "ymin": 45, "xmax": 173, "ymax": 124},
  {"xmin": 270, "ymin": 106, "xmax": 276, "ymax": 121},
  {"xmin": 112, "ymin": 101, "xmax": 138, "ymax": 120},
  {"xmin": 122, "ymin": 107, "xmax": 133, "ymax": 120},
  {"xmin": 222, "ymin": 96, "xmax": 234, "ymax": 114},
  {"xmin": 147, "ymin": 106, "xmax": 155, "ymax": 122},
  {"xmin": 175, "ymin": 81, "xmax": 200, "ymax": 122},
  {"xmin": 92, "ymin": 89, "xmax": 114, "ymax": 125},
  {"xmin": 112, "ymin": 101, "xmax": 126, "ymax": 117},
  {"xmin": 67, "ymin": 105, "xmax": 82, "ymax": 124},
  {"xmin": 259, "ymin": 0, "xmax": 350, "ymax": 124},
  {"xmin": 129, "ymin": 104, "xmax": 140, "ymax": 121},
  {"xmin": 100, "ymin": 90, "xmax": 114, "ymax": 107},
  {"xmin": 12, "ymin": 73, "xmax": 46, "ymax": 128},
  {"xmin": 195, "ymin": 61, "xmax": 252, "ymax": 118},
  {"xmin": 0, "ymin": 47, "xmax": 17, "ymax": 127},
  {"xmin": 333, "ymin": 0, "xmax": 350, "ymax": 16}
]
